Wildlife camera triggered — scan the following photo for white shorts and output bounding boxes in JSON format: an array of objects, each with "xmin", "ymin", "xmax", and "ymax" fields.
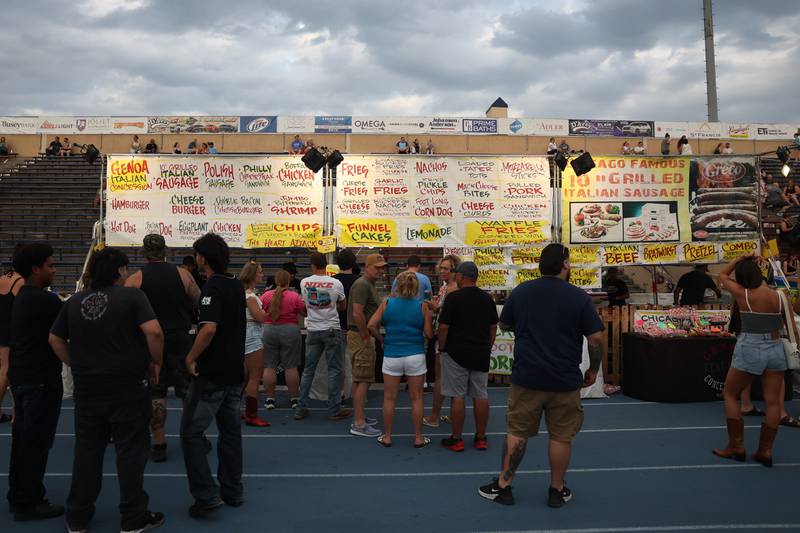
[{"xmin": 382, "ymin": 353, "xmax": 427, "ymax": 377}]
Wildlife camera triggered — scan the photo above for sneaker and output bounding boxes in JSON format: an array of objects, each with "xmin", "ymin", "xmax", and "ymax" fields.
[
  {"xmin": 478, "ymin": 479, "xmax": 514, "ymax": 505},
  {"xmin": 474, "ymin": 436, "xmax": 488, "ymax": 451},
  {"xmin": 350, "ymin": 423, "xmax": 382, "ymax": 437},
  {"xmin": 441, "ymin": 436, "xmax": 465, "ymax": 452},
  {"xmin": 290, "ymin": 398, "xmax": 299, "ymax": 409},
  {"xmin": 244, "ymin": 415, "xmax": 271, "ymax": 427},
  {"xmin": 294, "ymin": 408, "xmax": 310, "ymax": 420},
  {"xmin": 13, "ymin": 500, "xmax": 64, "ymax": 521},
  {"xmin": 548, "ymin": 484, "xmax": 573, "ymax": 508},
  {"xmin": 188, "ymin": 499, "xmax": 223, "ymax": 519},
  {"xmin": 264, "ymin": 398, "xmax": 276, "ymax": 410},
  {"xmin": 365, "ymin": 417, "xmax": 378, "ymax": 426},
  {"xmin": 327, "ymin": 409, "xmax": 352, "ymax": 421},
  {"xmin": 121, "ymin": 511, "xmax": 166, "ymax": 532},
  {"xmin": 150, "ymin": 443, "xmax": 167, "ymax": 463},
  {"xmin": 222, "ymin": 496, "xmax": 244, "ymax": 508}
]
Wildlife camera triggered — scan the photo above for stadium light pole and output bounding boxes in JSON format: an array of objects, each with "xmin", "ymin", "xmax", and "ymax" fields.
[{"xmin": 703, "ymin": 0, "xmax": 720, "ymax": 122}]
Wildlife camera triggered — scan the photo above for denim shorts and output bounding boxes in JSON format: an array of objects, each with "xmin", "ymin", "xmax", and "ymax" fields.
[
  {"xmin": 732, "ymin": 333, "xmax": 787, "ymax": 375},
  {"xmin": 244, "ymin": 322, "xmax": 264, "ymax": 355}
]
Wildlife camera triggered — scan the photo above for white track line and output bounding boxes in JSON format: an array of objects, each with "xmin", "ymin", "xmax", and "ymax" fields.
[
  {"xmin": 0, "ymin": 462, "xmax": 798, "ymax": 479},
  {"xmin": 475, "ymin": 525, "xmax": 800, "ymax": 533},
  {"xmin": 0, "ymin": 424, "xmax": 768, "ymax": 439}
]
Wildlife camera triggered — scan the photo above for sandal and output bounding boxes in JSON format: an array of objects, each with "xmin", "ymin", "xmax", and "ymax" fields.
[
  {"xmin": 0, "ymin": 413, "xmax": 10, "ymax": 424},
  {"xmin": 414, "ymin": 436, "xmax": 431, "ymax": 449},
  {"xmin": 780, "ymin": 415, "xmax": 800, "ymax": 428},
  {"xmin": 422, "ymin": 417, "xmax": 440, "ymax": 428},
  {"xmin": 377, "ymin": 434, "xmax": 393, "ymax": 448},
  {"xmin": 742, "ymin": 407, "xmax": 766, "ymax": 417}
]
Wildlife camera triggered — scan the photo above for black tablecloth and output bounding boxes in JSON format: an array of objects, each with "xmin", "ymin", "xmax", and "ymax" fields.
[
  {"xmin": 623, "ymin": 333, "xmax": 735, "ymax": 402},
  {"xmin": 622, "ymin": 333, "xmax": 792, "ymax": 402}
]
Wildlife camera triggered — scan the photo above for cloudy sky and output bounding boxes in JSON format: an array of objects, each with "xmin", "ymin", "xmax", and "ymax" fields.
[{"xmin": 2, "ymin": 0, "xmax": 798, "ymax": 122}]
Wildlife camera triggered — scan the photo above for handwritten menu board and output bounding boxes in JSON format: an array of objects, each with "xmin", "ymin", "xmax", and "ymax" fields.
[
  {"xmin": 336, "ymin": 156, "xmax": 552, "ymax": 248},
  {"xmin": 105, "ymin": 155, "xmax": 324, "ymax": 248}
]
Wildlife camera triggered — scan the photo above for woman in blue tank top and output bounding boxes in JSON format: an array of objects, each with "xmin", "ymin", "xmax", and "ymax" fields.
[{"xmin": 368, "ymin": 272, "xmax": 433, "ymax": 448}]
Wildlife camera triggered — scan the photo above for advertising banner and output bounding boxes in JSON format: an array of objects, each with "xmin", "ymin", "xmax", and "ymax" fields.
[
  {"xmin": 427, "ymin": 117, "xmax": 461, "ymax": 134},
  {"xmin": 751, "ymin": 123, "xmax": 798, "ymax": 140},
  {"xmin": 278, "ymin": 116, "xmax": 315, "ymax": 133},
  {"xmin": 315, "ymin": 116, "xmax": 352, "ymax": 133},
  {"xmin": 727, "ymin": 123, "xmax": 751, "ymax": 139},
  {"xmin": 105, "ymin": 155, "xmax": 323, "ymax": 248},
  {"xmin": 562, "ymin": 156, "xmax": 691, "ymax": 245},
  {"xmin": 147, "ymin": 116, "xmax": 239, "ymax": 134},
  {"xmin": 491, "ymin": 306, "xmax": 515, "ymax": 375},
  {"xmin": 239, "ymin": 116, "xmax": 278, "ymax": 133},
  {"xmin": 498, "ymin": 118, "xmax": 569, "ymax": 136},
  {"xmin": 336, "ymin": 155, "xmax": 552, "ymax": 248},
  {"xmin": 569, "ymin": 119, "xmax": 655, "ymax": 137},
  {"xmin": 462, "ymin": 118, "xmax": 498, "ymax": 134},
  {"xmin": 0, "ymin": 116, "xmax": 39, "ymax": 134},
  {"xmin": 351, "ymin": 117, "xmax": 429, "ymax": 134},
  {"xmin": 689, "ymin": 157, "xmax": 758, "ymax": 241},
  {"xmin": 687, "ymin": 122, "xmax": 727, "ymax": 139},
  {"xmin": 36, "ymin": 117, "xmax": 79, "ymax": 134}
]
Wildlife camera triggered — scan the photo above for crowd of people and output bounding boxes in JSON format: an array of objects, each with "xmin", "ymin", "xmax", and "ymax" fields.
[{"xmin": 0, "ymin": 236, "xmax": 617, "ymax": 528}]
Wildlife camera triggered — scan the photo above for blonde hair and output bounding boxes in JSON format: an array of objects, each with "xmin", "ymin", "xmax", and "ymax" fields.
[
  {"xmin": 439, "ymin": 254, "xmax": 461, "ymax": 271},
  {"xmin": 268, "ymin": 269, "xmax": 291, "ymax": 322},
  {"xmin": 239, "ymin": 261, "xmax": 261, "ymax": 288},
  {"xmin": 395, "ymin": 271, "xmax": 419, "ymax": 299}
]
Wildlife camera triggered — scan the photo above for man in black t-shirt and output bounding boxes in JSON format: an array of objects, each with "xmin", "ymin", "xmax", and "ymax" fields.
[
  {"xmin": 331, "ymin": 249, "xmax": 359, "ymax": 400},
  {"xmin": 437, "ymin": 261, "xmax": 498, "ymax": 453},
  {"xmin": 180, "ymin": 234, "xmax": 246, "ymax": 518},
  {"xmin": 674, "ymin": 265, "xmax": 721, "ymax": 306},
  {"xmin": 6, "ymin": 243, "xmax": 64, "ymax": 522},
  {"xmin": 50, "ymin": 247, "xmax": 165, "ymax": 532},
  {"xmin": 602, "ymin": 267, "xmax": 629, "ymax": 307}
]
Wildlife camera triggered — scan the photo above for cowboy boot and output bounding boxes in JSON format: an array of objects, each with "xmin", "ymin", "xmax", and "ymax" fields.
[
  {"xmin": 752, "ymin": 423, "xmax": 778, "ymax": 467},
  {"xmin": 712, "ymin": 418, "xmax": 746, "ymax": 462}
]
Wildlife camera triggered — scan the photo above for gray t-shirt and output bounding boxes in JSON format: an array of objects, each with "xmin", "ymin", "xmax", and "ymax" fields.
[{"xmin": 51, "ymin": 285, "xmax": 156, "ymax": 396}]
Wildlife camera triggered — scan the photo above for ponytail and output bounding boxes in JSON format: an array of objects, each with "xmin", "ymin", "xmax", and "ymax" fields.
[{"xmin": 269, "ymin": 269, "xmax": 290, "ymax": 322}]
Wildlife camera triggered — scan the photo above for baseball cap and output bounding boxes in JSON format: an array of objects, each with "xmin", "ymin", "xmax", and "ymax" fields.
[
  {"xmin": 142, "ymin": 234, "xmax": 167, "ymax": 259},
  {"xmin": 456, "ymin": 261, "xmax": 479, "ymax": 281},
  {"xmin": 281, "ymin": 261, "xmax": 298, "ymax": 274},
  {"xmin": 365, "ymin": 254, "xmax": 387, "ymax": 268}
]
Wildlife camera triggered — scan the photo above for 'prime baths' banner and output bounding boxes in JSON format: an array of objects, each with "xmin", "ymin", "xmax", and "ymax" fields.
[
  {"xmin": 336, "ymin": 156, "xmax": 552, "ymax": 248},
  {"xmin": 562, "ymin": 157, "xmax": 691, "ymax": 245},
  {"xmin": 105, "ymin": 155, "xmax": 323, "ymax": 248}
]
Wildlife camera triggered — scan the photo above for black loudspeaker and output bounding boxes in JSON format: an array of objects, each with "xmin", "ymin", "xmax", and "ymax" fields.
[
  {"xmin": 84, "ymin": 144, "xmax": 100, "ymax": 164},
  {"xmin": 553, "ymin": 151, "xmax": 568, "ymax": 171},
  {"xmin": 301, "ymin": 147, "xmax": 326, "ymax": 173},
  {"xmin": 326, "ymin": 150, "xmax": 344, "ymax": 168},
  {"xmin": 570, "ymin": 152, "xmax": 595, "ymax": 176}
]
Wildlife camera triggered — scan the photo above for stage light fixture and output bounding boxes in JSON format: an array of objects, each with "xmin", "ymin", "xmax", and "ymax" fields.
[
  {"xmin": 301, "ymin": 147, "xmax": 327, "ymax": 173},
  {"xmin": 326, "ymin": 150, "xmax": 344, "ymax": 169},
  {"xmin": 778, "ymin": 145, "xmax": 791, "ymax": 164},
  {"xmin": 554, "ymin": 151, "xmax": 568, "ymax": 171},
  {"xmin": 84, "ymin": 144, "xmax": 100, "ymax": 164},
  {"xmin": 570, "ymin": 152, "xmax": 596, "ymax": 176},
  {"xmin": 783, "ymin": 164, "xmax": 791, "ymax": 177}
]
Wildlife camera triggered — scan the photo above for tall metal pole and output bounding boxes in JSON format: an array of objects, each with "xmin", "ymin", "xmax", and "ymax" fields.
[{"xmin": 703, "ymin": 0, "xmax": 719, "ymax": 122}]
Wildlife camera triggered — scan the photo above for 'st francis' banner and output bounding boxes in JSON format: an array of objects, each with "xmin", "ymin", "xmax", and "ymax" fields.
[
  {"xmin": 105, "ymin": 155, "xmax": 323, "ymax": 248},
  {"xmin": 335, "ymin": 156, "xmax": 552, "ymax": 248},
  {"xmin": 562, "ymin": 157, "xmax": 691, "ymax": 245}
]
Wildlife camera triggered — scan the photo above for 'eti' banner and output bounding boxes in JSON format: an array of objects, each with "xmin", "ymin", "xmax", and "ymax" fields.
[
  {"xmin": 335, "ymin": 156, "xmax": 552, "ymax": 248},
  {"xmin": 105, "ymin": 155, "xmax": 323, "ymax": 248}
]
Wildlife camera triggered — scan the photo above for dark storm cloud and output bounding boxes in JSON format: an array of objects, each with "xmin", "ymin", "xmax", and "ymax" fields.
[{"xmin": 0, "ymin": 0, "xmax": 797, "ymax": 122}]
